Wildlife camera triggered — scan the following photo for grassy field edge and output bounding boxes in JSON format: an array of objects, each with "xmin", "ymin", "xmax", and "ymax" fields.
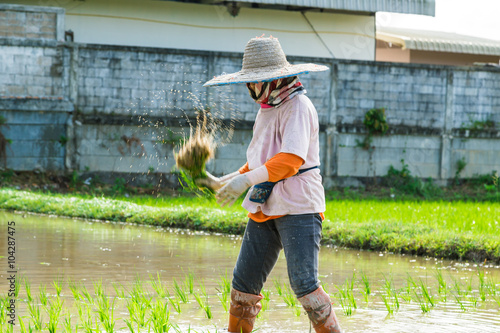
[{"xmin": 1, "ymin": 188, "xmax": 499, "ymax": 264}]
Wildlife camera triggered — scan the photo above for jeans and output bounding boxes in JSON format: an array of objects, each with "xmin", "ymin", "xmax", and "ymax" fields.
[{"xmin": 232, "ymin": 213, "xmax": 322, "ymax": 298}]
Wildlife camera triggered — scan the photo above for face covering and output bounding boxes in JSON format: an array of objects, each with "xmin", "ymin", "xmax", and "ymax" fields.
[{"xmin": 246, "ymin": 76, "xmax": 306, "ymax": 108}]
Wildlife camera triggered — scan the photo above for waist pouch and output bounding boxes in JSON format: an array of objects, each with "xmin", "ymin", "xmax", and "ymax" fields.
[{"xmin": 249, "ymin": 166, "xmax": 319, "ymax": 204}]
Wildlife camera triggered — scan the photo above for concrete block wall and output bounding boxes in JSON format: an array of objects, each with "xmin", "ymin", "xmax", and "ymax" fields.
[
  {"xmin": 0, "ymin": 44, "xmax": 68, "ymax": 98},
  {"xmin": 1, "ymin": 5, "xmax": 499, "ymax": 187},
  {"xmin": 75, "ymin": 124, "xmax": 184, "ymax": 174},
  {"xmin": 0, "ymin": 100, "xmax": 73, "ymax": 171},
  {"xmin": 452, "ymin": 70, "xmax": 500, "ymax": 128},
  {"xmin": 336, "ymin": 63, "xmax": 447, "ymax": 129},
  {"xmin": 0, "ymin": 4, "xmax": 64, "ymax": 41}
]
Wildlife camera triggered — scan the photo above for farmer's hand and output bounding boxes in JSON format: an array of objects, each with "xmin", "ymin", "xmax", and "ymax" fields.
[
  {"xmin": 196, "ymin": 171, "xmax": 241, "ymax": 191},
  {"xmin": 195, "ymin": 171, "xmax": 224, "ymax": 190},
  {"xmin": 216, "ymin": 174, "xmax": 252, "ymax": 207}
]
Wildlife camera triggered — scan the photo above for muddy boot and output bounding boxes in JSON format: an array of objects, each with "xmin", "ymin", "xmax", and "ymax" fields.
[
  {"xmin": 227, "ymin": 289, "xmax": 263, "ymax": 333},
  {"xmin": 298, "ymin": 286, "xmax": 342, "ymax": 333}
]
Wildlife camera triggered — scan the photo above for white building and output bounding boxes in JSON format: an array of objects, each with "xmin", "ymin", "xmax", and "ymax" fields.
[{"xmin": 4, "ymin": 0, "xmax": 434, "ymax": 60}]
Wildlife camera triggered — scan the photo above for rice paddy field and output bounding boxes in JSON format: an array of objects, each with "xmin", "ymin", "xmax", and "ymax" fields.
[{"xmin": 0, "ymin": 210, "xmax": 499, "ymax": 332}]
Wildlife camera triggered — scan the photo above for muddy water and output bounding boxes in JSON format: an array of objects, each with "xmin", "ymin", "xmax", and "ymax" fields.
[{"xmin": 1, "ymin": 211, "xmax": 499, "ymax": 332}]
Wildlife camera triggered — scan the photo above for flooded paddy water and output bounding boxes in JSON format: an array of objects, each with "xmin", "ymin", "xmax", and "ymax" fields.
[{"xmin": 1, "ymin": 211, "xmax": 499, "ymax": 332}]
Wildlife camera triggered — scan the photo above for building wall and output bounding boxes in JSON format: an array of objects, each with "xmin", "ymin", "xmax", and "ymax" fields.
[
  {"xmin": 376, "ymin": 40, "xmax": 410, "ymax": 63},
  {"xmin": 376, "ymin": 40, "xmax": 500, "ymax": 66},
  {"xmin": 1, "ymin": 5, "xmax": 499, "ymax": 187},
  {"xmin": 4, "ymin": 0, "xmax": 376, "ymax": 60},
  {"xmin": 410, "ymin": 50, "xmax": 500, "ymax": 66}
]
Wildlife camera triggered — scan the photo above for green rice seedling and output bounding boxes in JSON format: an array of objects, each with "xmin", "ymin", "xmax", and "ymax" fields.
[
  {"xmin": 112, "ymin": 282, "xmax": 125, "ymax": 298},
  {"xmin": 149, "ymin": 299, "xmax": 171, "ymax": 333},
  {"xmin": 173, "ymin": 278, "xmax": 188, "ymax": 303},
  {"xmin": 282, "ymin": 290, "xmax": 297, "ymax": 308},
  {"xmin": 80, "ymin": 284, "xmax": 93, "ymax": 304},
  {"xmin": 293, "ymin": 305, "xmax": 302, "ymax": 317},
  {"xmin": 53, "ymin": 275, "xmax": 64, "ymax": 298},
  {"xmin": 471, "ymin": 294, "xmax": 479, "ymax": 307},
  {"xmin": 185, "ymin": 271, "xmax": 195, "ymax": 294},
  {"xmin": 418, "ymin": 279, "xmax": 435, "ymax": 307},
  {"xmin": 68, "ymin": 279, "xmax": 82, "ymax": 301},
  {"xmin": 27, "ymin": 302, "xmax": 42, "ymax": 330},
  {"xmin": 360, "ymin": 272, "xmax": 371, "ymax": 303},
  {"xmin": 434, "ymin": 269, "xmax": 448, "ymax": 302},
  {"xmin": 454, "ymin": 294, "xmax": 467, "ymax": 312},
  {"xmin": 493, "ymin": 294, "xmax": 500, "ymax": 308},
  {"xmin": 217, "ymin": 290, "xmax": 229, "ymax": 312},
  {"xmin": 259, "ymin": 289, "xmax": 271, "ymax": 312},
  {"xmin": 175, "ymin": 112, "xmax": 215, "ymax": 181},
  {"xmin": 199, "ymin": 279, "xmax": 208, "ymax": 297},
  {"xmin": 168, "ymin": 293, "xmax": 182, "ymax": 314},
  {"xmin": 126, "ymin": 299, "xmax": 149, "ymax": 328},
  {"xmin": 63, "ymin": 312, "xmax": 76, "ymax": 333},
  {"xmin": 93, "ymin": 279, "xmax": 105, "ymax": 298},
  {"xmin": 124, "ymin": 318, "xmax": 138, "ymax": 333},
  {"xmin": 45, "ymin": 297, "xmax": 64, "ymax": 333},
  {"xmin": 19, "ymin": 316, "xmax": 34, "ymax": 333},
  {"xmin": 274, "ymin": 279, "xmax": 284, "ymax": 297},
  {"xmin": 3, "ymin": 323, "xmax": 13, "ymax": 333},
  {"xmin": 39, "ymin": 284, "xmax": 48, "ymax": 306},
  {"xmin": 400, "ymin": 274, "xmax": 416, "ymax": 303},
  {"xmin": 381, "ymin": 293, "xmax": 394, "ymax": 315},
  {"xmin": 0, "ymin": 296, "xmax": 5, "ymax": 325},
  {"xmin": 218, "ymin": 272, "xmax": 231, "ymax": 296},
  {"xmin": 13, "ymin": 275, "xmax": 21, "ymax": 299},
  {"xmin": 349, "ymin": 271, "xmax": 356, "ymax": 291},
  {"xmin": 19, "ymin": 316, "xmax": 33, "ymax": 333},
  {"xmin": 321, "ymin": 281, "xmax": 330, "ymax": 295},
  {"xmin": 413, "ymin": 290, "xmax": 432, "ymax": 313},
  {"xmin": 24, "ymin": 279, "xmax": 33, "ymax": 302},
  {"xmin": 477, "ymin": 269, "xmax": 487, "ymax": 302},
  {"xmin": 279, "ymin": 283, "xmax": 299, "ymax": 310},
  {"xmin": 194, "ymin": 292, "xmax": 213, "ymax": 319},
  {"xmin": 335, "ymin": 280, "xmax": 356, "ymax": 316},
  {"xmin": 149, "ymin": 272, "xmax": 168, "ymax": 298},
  {"xmin": 95, "ymin": 292, "xmax": 116, "ymax": 333},
  {"xmin": 262, "ymin": 289, "xmax": 271, "ymax": 301}
]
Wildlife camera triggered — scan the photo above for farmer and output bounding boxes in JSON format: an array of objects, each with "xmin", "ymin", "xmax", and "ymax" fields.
[{"xmin": 200, "ymin": 36, "xmax": 342, "ymax": 333}]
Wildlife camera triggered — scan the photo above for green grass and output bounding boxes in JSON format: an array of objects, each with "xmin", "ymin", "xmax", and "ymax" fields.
[{"xmin": 1, "ymin": 188, "xmax": 499, "ymax": 263}]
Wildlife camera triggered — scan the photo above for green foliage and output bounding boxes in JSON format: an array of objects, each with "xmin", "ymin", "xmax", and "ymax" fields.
[
  {"xmin": 356, "ymin": 108, "xmax": 389, "ymax": 150},
  {"xmin": 111, "ymin": 177, "xmax": 126, "ymax": 195},
  {"xmin": 58, "ymin": 135, "xmax": 68, "ymax": 147},
  {"xmin": 385, "ymin": 159, "xmax": 442, "ymax": 198},
  {"xmin": 364, "ymin": 108, "xmax": 389, "ymax": 135},
  {"xmin": 455, "ymin": 157, "xmax": 467, "ymax": 181},
  {"xmin": 0, "ymin": 169, "xmax": 14, "ymax": 183},
  {"xmin": 69, "ymin": 170, "xmax": 80, "ymax": 188},
  {"xmin": 177, "ymin": 169, "xmax": 214, "ymax": 199},
  {"xmin": 461, "ymin": 118, "xmax": 496, "ymax": 132}
]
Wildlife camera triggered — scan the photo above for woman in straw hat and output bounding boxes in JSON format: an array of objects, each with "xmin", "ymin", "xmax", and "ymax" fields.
[{"xmin": 200, "ymin": 36, "xmax": 342, "ymax": 333}]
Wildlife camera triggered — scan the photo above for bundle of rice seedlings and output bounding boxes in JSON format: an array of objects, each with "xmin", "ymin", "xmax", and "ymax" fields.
[{"xmin": 175, "ymin": 112, "xmax": 215, "ymax": 181}]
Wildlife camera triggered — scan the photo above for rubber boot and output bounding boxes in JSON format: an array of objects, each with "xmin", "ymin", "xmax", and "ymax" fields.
[
  {"xmin": 227, "ymin": 289, "xmax": 263, "ymax": 333},
  {"xmin": 298, "ymin": 286, "xmax": 342, "ymax": 333}
]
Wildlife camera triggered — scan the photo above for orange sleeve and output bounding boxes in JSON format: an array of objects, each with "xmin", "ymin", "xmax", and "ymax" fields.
[
  {"xmin": 264, "ymin": 153, "xmax": 304, "ymax": 182},
  {"xmin": 239, "ymin": 162, "xmax": 250, "ymax": 174}
]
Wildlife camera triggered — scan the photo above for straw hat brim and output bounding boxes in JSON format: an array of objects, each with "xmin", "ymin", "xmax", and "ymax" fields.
[{"xmin": 203, "ymin": 63, "xmax": 329, "ymax": 87}]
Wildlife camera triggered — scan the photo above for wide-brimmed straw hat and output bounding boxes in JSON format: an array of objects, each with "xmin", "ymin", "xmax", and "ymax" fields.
[{"xmin": 203, "ymin": 36, "xmax": 329, "ymax": 87}]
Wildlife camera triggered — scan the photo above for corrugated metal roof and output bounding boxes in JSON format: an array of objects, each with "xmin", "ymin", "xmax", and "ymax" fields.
[
  {"xmin": 225, "ymin": 0, "xmax": 435, "ymax": 16},
  {"xmin": 377, "ymin": 27, "xmax": 500, "ymax": 56}
]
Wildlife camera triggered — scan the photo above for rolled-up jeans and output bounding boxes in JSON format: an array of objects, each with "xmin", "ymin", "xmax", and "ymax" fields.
[{"xmin": 232, "ymin": 213, "xmax": 322, "ymax": 298}]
